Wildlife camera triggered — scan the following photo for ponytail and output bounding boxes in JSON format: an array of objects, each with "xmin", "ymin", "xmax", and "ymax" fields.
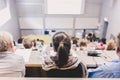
[
  {"xmin": 55, "ymin": 43, "xmax": 69, "ymax": 68},
  {"xmin": 52, "ymin": 32, "xmax": 71, "ymax": 68}
]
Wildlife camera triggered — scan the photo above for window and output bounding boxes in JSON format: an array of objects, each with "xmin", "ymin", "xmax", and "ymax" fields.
[{"xmin": 46, "ymin": 0, "xmax": 85, "ymax": 14}]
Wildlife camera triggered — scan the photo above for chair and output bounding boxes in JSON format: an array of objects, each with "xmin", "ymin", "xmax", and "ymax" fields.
[{"xmin": 43, "ymin": 62, "xmax": 87, "ymax": 77}]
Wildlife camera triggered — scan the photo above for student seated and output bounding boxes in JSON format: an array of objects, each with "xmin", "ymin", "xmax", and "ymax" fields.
[
  {"xmin": 42, "ymin": 32, "xmax": 87, "ymax": 77},
  {"xmin": 36, "ymin": 39, "xmax": 43, "ymax": 48},
  {"xmin": 88, "ymin": 33, "xmax": 120, "ymax": 78},
  {"xmin": 71, "ymin": 37, "xmax": 79, "ymax": 51},
  {"xmin": 18, "ymin": 37, "xmax": 23, "ymax": 44},
  {"xmin": 79, "ymin": 39, "xmax": 87, "ymax": 50},
  {"xmin": 87, "ymin": 33, "xmax": 93, "ymax": 42},
  {"xmin": 31, "ymin": 40, "xmax": 37, "ymax": 50},
  {"xmin": 82, "ymin": 29, "xmax": 86, "ymax": 39},
  {"xmin": 106, "ymin": 39, "xmax": 116, "ymax": 50},
  {"xmin": 72, "ymin": 37, "xmax": 78, "ymax": 45},
  {"xmin": 0, "ymin": 31, "xmax": 25, "ymax": 77},
  {"xmin": 22, "ymin": 36, "xmax": 33, "ymax": 49},
  {"xmin": 95, "ymin": 42, "xmax": 105, "ymax": 50},
  {"xmin": 101, "ymin": 38, "xmax": 106, "ymax": 44}
]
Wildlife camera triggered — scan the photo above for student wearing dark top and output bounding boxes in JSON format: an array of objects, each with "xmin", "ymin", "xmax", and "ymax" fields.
[
  {"xmin": 42, "ymin": 32, "xmax": 87, "ymax": 77},
  {"xmin": 87, "ymin": 33, "xmax": 93, "ymax": 42},
  {"xmin": 72, "ymin": 37, "xmax": 79, "ymax": 47},
  {"xmin": 18, "ymin": 37, "xmax": 23, "ymax": 44},
  {"xmin": 82, "ymin": 29, "xmax": 86, "ymax": 39}
]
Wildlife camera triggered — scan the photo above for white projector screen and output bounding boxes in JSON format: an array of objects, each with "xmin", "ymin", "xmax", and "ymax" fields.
[{"xmin": 46, "ymin": 0, "xmax": 85, "ymax": 14}]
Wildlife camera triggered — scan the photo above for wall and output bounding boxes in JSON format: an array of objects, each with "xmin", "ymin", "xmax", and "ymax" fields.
[
  {"xmin": 100, "ymin": 0, "xmax": 120, "ymax": 40},
  {"xmin": 16, "ymin": 0, "xmax": 103, "ymax": 17},
  {"xmin": 15, "ymin": 0, "xmax": 103, "ymax": 36},
  {"xmin": 0, "ymin": 0, "xmax": 20, "ymax": 41},
  {"xmin": 0, "ymin": 0, "xmax": 6, "ymax": 10}
]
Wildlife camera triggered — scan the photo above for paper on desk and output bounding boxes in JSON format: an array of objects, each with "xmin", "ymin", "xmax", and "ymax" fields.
[{"xmin": 15, "ymin": 49, "xmax": 32, "ymax": 62}]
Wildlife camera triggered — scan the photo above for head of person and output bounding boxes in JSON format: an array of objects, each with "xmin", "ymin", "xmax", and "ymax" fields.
[
  {"xmin": 0, "ymin": 31, "xmax": 14, "ymax": 52},
  {"xmin": 79, "ymin": 39, "xmax": 87, "ymax": 50},
  {"xmin": 101, "ymin": 38, "xmax": 106, "ymax": 44},
  {"xmin": 88, "ymin": 33, "xmax": 92, "ymax": 37},
  {"xmin": 116, "ymin": 33, "xmax": 120, "ymax": 57},
  {"xmin": 22, "ymin": 36, "xmax": 32, "ymax": 49},
  {"xmin": 39, "ymin": 40, "xmax": 44, "ymax": 45},
  {"xmin": 37, "ymin": 38, "xmax": 40, "ymax": 41},
  {"xmin": 31, "ymin": 40, "xmax": 36, "ymax": 47},
  {"xmin": 52, "ymin": 32, "xmax": 71, "ymax": 68},
  {"xmin": 72, "ymin": 37, "xmax": 78, "ymax": 44},
  {"xmin": 106, "ymin": 39, "xmax": 116, "ymax": 50}
]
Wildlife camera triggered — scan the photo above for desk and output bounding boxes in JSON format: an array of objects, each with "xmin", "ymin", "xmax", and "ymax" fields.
[
  {"xmin": 25, "ymin": 45, "xmax": 48, "ymax": 67},
  {"xmin": 15, "ymin": 46, "xmax": 118, "ymax": 68},
  {"xmin": 77, "ymin": 51, "xmax": 97, "ymax": 67},
  {"xmin": 15, "ymin": 47, "xmax": 118, "ymax": 77},
  {"xmin": 76, "ymin": 50, "xmax": 118, "ymax": 68},
  {"xmin": 25, "ymin": 51, "xmax": 42, "ymax": 67},
  {"xmin": 0, "ymin": 78, "xmax": 119, "ymax": 80}
]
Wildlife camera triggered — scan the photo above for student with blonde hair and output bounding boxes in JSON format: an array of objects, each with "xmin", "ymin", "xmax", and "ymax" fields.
[
  {"xmin": 22, "ymin": 36, "xmax": 33, "ymax": 49},
  {"xmin": 0, "ymin": 31, "xmax": 25, "ymax": 77},
  {"xmin": 79, "ymin": 39, "xmax": 87, "ymax": 50},
  {"xmin": 106, "ymin": 39, "xmax": 116, "ymax": 50}
]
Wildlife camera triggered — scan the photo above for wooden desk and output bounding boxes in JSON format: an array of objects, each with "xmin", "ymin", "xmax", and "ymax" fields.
[
  {"xmin": 25, "ymin": 51, "xmax": 42, "ymax": 67},
  {"xmin": 25, "ymin": 45, "xmax": 48, "ymax": 67},
  {"xmin": 15, "ymin": 46, "xmax": 118, "ymax": 68},
  {"xmin": 15, "ymin": 47, "xmax": 119, "ymax": 77},
  {"xmin": 76, "ymin": 51, "xmax": 97, "ymax": 68},
  {"xmin": 76, "ymin": 50, "xmax": 118, "ymax": 68}
]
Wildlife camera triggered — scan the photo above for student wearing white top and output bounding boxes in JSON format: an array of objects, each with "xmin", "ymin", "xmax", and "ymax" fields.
[{"xmin": 0, "ymin": 31, "xmax": 25, "ymax": 77}]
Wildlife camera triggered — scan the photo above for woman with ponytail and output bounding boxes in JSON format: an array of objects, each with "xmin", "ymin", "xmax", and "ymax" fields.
[{"xmin": 42, "ymin": 32, "xmax": 87, "ymax": 77}]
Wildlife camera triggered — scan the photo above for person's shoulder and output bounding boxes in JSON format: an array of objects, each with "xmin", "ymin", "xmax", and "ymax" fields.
[{"xmin": 9, "ymin": 53, "xmax": 24, "ymax": 61}]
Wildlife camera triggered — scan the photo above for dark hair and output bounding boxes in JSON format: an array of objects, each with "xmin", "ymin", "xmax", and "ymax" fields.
[
  {"xmin": 37, "ymin": 39, "xmax": 40, "ymax": 41},
  {"xmin": 83, "ymin": 29, "xmax": 86, "ymax": 32},
  {"xmin": 101, "ymin": 38, "xmax": 106, "ymax": 44},
  {"xmin": 73, "ymin": 37, "xmax": 77, "ymax": 44},
  {"xmin": 88, "ymin": 33, "xmax": 92, "ymax": 37},
  {"xmin": 52, "ymin": 32, "xmax": 71, "ymax": 68},
  {"xmin": 117, "ymin": 33, "xmax": 120, "ymax": 50},
  {"xmin": 32, "ymin": 40, "xmax": 36, "ymax": 47}
]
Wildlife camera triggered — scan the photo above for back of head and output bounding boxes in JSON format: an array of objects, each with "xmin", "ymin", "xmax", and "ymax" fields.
[
  {"xmin": 79, "ymin": 39, "xmax": 87, "ymax": 50},
  {"xmin": 101, "ymin": 38, "xmax": 106, "ymax": 44},
  {"xmin": 18, "ymin": 37, "xmax": 23, "ymax": 44},
  {"xmin": 22, "ymin": 36, "xmax": 32, "ymax": 49},
  {"xmin": 117, "ymin": 33, "xmax": 120, "ymax": 52},
  {"xmin": 52, "ymin": 32, "xmax": 71, "ymax": 68},
  {"xmin": 87, "ymin": 33, "xmax": 93, "ymax": 42},
  {"xmin": 0, "ymin": 31, "xmax": 13, "ymax": 52},
  {"xmin": 73, "ymin": 37, "xmax": 78, "ymax": 44},
  {"xmin": 107, "ymin": 39, "xmax": 116, "ymax": 50}
]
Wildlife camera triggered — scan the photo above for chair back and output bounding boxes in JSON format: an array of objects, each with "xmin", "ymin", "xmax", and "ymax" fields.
[{"xmin": 45, "ymin": 62, "xmax": 87, "ymax": 77}]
